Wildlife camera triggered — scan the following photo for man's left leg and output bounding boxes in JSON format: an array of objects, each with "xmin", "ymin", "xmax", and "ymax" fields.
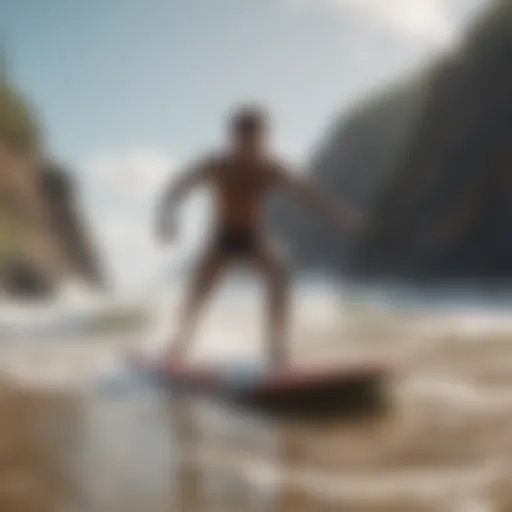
[{"xmin": 251, "ymin": 241, "xmax": 290, "ymax": 368}]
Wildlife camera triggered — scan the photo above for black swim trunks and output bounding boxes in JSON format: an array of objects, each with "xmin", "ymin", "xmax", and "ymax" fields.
[{"xmin": 216, "ymin": 228, "xmax": 258, "ymax": 257}]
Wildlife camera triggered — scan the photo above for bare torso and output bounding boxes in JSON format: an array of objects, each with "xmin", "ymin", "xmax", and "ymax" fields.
[
  {"xmin": 159, "ymin": 147, "xmax": 350, "ymax": 248},
  {"xmin": 207, "ymin": 153, "xmax": 280, "ymax": 232}
]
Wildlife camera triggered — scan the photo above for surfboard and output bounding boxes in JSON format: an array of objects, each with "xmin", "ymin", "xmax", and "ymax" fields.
[{"xmin": 127, "ymin": 350, "xmax": 392, "ymax": 418}]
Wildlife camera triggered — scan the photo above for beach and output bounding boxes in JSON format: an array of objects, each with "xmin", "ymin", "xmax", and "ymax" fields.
[{"xmin": 1, "ymin": 285, "xmax": 512, "ymax": 511}]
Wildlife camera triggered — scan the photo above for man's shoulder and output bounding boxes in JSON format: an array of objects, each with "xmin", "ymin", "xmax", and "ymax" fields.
[{"xmin": 178, "ymin": 151, "xmax": 225, "ymax": 180}]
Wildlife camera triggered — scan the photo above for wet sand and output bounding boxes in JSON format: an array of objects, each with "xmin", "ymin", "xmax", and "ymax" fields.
[{"xmin": 1, "ymin": 295, "xmax": 512, "ymax": 511}]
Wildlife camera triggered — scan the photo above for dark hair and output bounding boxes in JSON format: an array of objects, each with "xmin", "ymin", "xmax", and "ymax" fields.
[{"xmin": 230, "ymin": 105, "xmax": 268, "ymax": 136}]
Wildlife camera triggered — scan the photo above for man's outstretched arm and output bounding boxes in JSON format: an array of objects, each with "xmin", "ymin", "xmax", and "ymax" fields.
[
  {"xmin": 156, "ymin": 157, "xmax": 212, "ymax": 241},
  {"xmin": 275, "ymin": 165, "xmax": 364, "ymax": 233}
]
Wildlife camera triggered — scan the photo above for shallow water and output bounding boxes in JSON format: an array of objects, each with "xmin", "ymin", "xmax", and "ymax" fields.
[{"xmin": 2, "ymin": 286, "xmax": 512, "ymax": 511}]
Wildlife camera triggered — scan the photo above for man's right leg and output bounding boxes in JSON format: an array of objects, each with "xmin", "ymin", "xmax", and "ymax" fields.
[{"xmin": 167, "ymin": 250, "xmax": 226, "ymax": 361}]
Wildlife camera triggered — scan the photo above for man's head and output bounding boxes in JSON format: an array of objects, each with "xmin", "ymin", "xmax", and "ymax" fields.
[{"xmin": 229, "ymin": 104, "xmax": 269, "ymax": 155}]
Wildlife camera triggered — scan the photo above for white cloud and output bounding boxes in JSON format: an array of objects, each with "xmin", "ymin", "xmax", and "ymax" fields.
[
  {"xmin": 81, "ymin": 148, "xmax": 174, "ymax": 204},
  {"xmin": 285, "ymin": 0, "xmax": 459, "ymax": 45}
]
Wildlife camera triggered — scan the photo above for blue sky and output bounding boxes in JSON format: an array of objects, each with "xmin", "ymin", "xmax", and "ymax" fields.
[{"xmin": 3, "ymin": 0, "xmax": 488, "ymax": 291}]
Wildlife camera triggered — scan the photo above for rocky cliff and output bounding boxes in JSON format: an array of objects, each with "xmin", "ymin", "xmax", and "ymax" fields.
[
  {"xmin": 275, "ymin": 0, "xmax": 512, "ymax": 283},
  {"xmin": 0, "ymin": 81, "xmax": 103, "ymax": 297},
  {"xmin": 39, "ymin": 162, "xmax": 103, "ymax": 287}
]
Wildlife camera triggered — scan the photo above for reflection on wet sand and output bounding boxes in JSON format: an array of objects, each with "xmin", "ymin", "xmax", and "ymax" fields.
[
  {"xmin": 0, "ymin": 379, "xmax": 394, "ymax": 512},
  {"xmin": 0, "ymin": 382, "xmax": 82, "ymax": 512},
  {"xmin": 0, "ymin": 384, "xmax": 504, "ymax": 512},
  {"xmin": 3, "ymin": 301, "xmax": 512, "ymax": 510}
]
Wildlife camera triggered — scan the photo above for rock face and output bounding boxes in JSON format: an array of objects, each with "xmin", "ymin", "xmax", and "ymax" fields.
[
  {"xmin": 39, "ymin": 162, "xmax": 104, "ymax": 287},
  {"xmin": 275, "ymin": 0, "xmax": 512, "ymax": 282},
  {"xmin": 271, "ymin": 73, "xmax": 428, "ymax": 273},
  {"xmin": 0, "ymin": 82, "xmax": 103, "ymax": 297},
  {"xmin": 0, "ymin": 89, "xmax": 38, "ymax": 153}
]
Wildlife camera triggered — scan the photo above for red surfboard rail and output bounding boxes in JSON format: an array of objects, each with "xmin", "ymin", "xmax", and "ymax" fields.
[
  {"xmin": 129, "ymin": 350, "xmax": 392, "ymax": 394},
  {"xmin": 128, "ymin": 350, "xmax": 393, "ymax": 417}
]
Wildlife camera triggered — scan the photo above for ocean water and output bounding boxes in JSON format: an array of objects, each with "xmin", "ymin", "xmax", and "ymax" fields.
[{"xmin": 1, "ymin": 278, "xmax": 512, "ymax": 511}]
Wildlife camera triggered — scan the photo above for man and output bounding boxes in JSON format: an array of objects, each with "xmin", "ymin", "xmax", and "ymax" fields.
[{"xmin": 156, "ymin": 105, "xmax": 362, "ymax": 368}]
